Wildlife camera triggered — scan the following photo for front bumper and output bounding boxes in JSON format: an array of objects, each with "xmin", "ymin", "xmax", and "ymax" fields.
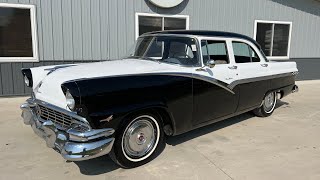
[{"xmin": 20, "ymin": 99, "xmax": 115, "ymax": 161}]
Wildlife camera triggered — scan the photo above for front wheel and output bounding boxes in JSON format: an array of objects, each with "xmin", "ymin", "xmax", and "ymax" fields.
[
  {"xmin": 253, "ymin": 91, "xmax": 277, "ymax": 117},
  {"xmin": 109, "ymin": 113, "xmax": 165, "ymax": 168}
]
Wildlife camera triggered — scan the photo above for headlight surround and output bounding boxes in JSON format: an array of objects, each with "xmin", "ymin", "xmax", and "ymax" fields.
[
  {"xmin": 21, "ymin": 68, "xmax": 33, "ymax": 87},
  {"xmin": 65, "ymin": 90, "xmax": 75, "ymax": 110},
  {"xmin": 24, "ymin": 75, "xmax": 30, "ymax": 87}
]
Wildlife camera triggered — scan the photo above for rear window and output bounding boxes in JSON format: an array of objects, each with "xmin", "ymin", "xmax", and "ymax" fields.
[{"xmin": 232, "ymin": 42, "xmax": 260, "ymax": 63}]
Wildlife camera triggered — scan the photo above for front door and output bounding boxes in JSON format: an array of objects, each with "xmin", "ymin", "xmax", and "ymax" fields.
[{"xmin": 192, "ymin": 39, "xmax": 239, "ymax": 126}]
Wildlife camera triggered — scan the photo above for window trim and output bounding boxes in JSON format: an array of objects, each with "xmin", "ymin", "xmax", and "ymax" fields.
[
  {"xmin": 0, "ymin": 3, "xmax": 38, "ymax": 62},
  {"xmin": 253, "ymin": 20, "xmax": 292, "ymax": 60},
  {"xmin": 200, "ymin": 39, "xmax": 230, "ymax": 65},
  {"xmin": 232, "ymin": 41, "xmax": 261, "ymax": 64},
  {"xmin": 135, "ymin": 12, "xmax": 189, "ymax": 40}
]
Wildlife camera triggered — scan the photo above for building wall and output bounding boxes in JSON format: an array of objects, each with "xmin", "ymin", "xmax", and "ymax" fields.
[{"xmin": 0, "ymin": 0, "xmax": 319, "ymax": 96}]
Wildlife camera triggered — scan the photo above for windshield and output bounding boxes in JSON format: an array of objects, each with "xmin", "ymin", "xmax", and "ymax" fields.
[{"xmin": 127, "ymin": 36, "xmax": 200, "ymax": 66}]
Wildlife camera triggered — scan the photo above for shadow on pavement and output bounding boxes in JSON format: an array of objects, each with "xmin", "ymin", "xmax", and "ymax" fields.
[
  {"xmin": 73, "ymin": 100, "xmax": 288, "ymax": 175},
  {"xmin": 73, "ymin": 156, "xmax": 119, "ymax": 175},
  {"xmin": 167, "ymin": 99, "xmax": 288, "ymax": 146},
  {"xmin": 73, "ymin": 131, "xmax": 167, "ymax": 175}
]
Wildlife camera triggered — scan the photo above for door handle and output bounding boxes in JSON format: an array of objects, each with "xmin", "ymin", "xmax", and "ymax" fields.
[
  {"xmin": 228, "ymin": 65, "xmax": 237, "ymax": 70},
  {"xmin": 261, "ymin": 64, "xmax": 268, "ymax": 67}
]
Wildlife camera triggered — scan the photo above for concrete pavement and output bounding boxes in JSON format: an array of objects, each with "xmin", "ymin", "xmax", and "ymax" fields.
[{"xmin": 1, "ymin": 80, "xmax": 320, "ymax": 180}]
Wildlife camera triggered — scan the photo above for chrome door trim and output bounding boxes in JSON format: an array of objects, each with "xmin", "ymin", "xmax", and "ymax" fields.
[{"xmin": 228, "ymin": 72, "xmax": 294, "ymax": 89}]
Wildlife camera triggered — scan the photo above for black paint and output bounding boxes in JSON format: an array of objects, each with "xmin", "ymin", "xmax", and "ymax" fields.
[{"xmin": 66, "ymin": 73, "xmax": 296, "ymax": 135}]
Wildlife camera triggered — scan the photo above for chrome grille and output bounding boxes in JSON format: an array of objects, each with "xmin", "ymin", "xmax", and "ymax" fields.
[{"xmin": 37, "ymin": 104, "xmax": 78, "ymax": 130}]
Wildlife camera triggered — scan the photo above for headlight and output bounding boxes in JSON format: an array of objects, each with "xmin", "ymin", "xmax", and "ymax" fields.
[
  {"xmin": 21, "ymin": 68, "xmax": 33, "ymax": 87},
  {"xmin": 65, "ymin": 90, "xmax": 75, "ymax": 110},
  {"xmin": 24, "ymin": 75, "xmax": 30, "ymax": 87}
]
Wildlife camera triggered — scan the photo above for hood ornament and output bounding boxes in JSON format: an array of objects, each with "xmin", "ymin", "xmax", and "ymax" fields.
[{"xmin": 45, "ymin": 65, "xmax": 77, "ymax": 75}]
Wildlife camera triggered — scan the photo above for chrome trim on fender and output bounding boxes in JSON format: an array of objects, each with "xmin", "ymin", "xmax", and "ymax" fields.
[
  {"xmin": 20, "ymin": 99, "xmax": 115, "ymax": 161},
  {"xmin": 149, "ymin": 72, "xmax": 235, "ymax": 94},
  {"xmin": 228, "ymin": 72, "xmax": 294, "ymax": 89}
]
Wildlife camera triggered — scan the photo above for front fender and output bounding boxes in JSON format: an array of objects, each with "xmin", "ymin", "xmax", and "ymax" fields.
[
  {"xmin": 72, "ymin": 74, "xmax": 193, "ymax": 134},
  {"xmin": 88, "ymin": 101, "xmax": 170, "ymax": 132}
]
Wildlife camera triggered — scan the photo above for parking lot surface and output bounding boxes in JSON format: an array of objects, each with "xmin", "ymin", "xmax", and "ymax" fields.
[{"xmin": 1, "ymin": 80, "xmax": 320, "ymax": 180}]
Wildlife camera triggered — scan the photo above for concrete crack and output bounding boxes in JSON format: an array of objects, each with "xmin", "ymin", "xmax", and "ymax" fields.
[{"xmin": 193, "ymin": 146, "xmax": 234, "ymax": 180}]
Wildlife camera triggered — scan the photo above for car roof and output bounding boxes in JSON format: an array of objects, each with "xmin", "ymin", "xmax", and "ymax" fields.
[{"xmin": 144, "ymin": 30, "xmax": 261, "ymax": 48}]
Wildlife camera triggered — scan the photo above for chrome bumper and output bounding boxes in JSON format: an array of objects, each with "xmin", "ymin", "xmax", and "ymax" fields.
[{"xmin": 20, "ymin": 99, "xmax": 115, "ymax": 161}]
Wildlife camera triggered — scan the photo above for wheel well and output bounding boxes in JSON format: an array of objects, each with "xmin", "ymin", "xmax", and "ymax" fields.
[
  {"xmin": 122, "ymin": 107, "xmax": 174, "ymax": 136},
  {"xmin": 278, "ymin": 90, "xmax": 284, "ymax": 99}
]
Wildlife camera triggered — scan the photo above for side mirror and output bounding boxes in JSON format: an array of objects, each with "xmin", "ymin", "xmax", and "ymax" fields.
[{"xmin": 206, "ymin": 60, "xmax": 215, "ymax": 68}]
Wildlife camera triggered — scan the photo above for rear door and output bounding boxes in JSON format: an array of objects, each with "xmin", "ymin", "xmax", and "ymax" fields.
[
  {"xmin": 192, "ymin": 38, "xmax": 239, "ymax": 125},
  {"xmin": 230, "ymin": 40, "xmax": 270, "ymax": 112}
]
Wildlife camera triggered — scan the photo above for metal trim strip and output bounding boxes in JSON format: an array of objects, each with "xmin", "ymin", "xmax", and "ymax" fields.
[{"xmin": 228, "ymin": 72, "xmax": 294, "ymax": 89}]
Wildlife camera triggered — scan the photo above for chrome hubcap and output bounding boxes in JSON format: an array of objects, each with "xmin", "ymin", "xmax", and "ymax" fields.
[
  {"xmin": 123, "ymin": 119, "xmax": 156, "ymax": 158},
  {"xmin": 264, "ymin": 92, "xmax": 276, "ymax": 112}
]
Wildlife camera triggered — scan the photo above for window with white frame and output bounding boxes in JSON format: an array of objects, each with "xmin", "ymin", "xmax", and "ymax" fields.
[
  {"xmin": 0, "ymin": 3, "xmax": 38, "ymax": 62},
  {"xmin": 135, "ymin": 13, "xmax": 189, "ymax": 39},
  {"xmin": 254, "ymin": 20, "xmax": 292, "ymax": 59}
]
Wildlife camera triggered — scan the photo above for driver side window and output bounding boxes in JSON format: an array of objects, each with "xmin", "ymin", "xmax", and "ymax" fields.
[
  {"xmin": 168, "ymin": 41, "xmax": 195, "ymax": 59},
  {"xmin": 163, "ymin": 38, "xmax": 199, "ymax": 66},
  {"xmin": 201, "ymin": 40, "xmax": 229, "ymax": 65}
]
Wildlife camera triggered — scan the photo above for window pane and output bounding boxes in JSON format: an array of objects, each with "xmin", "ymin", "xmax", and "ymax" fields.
[
  {"xmin": 233, "ymin": 42, "xmax": 260, "ymax": 63},
  {"xmin": 145, "ymin": 39, "xmax": 163, "ymax": 58},
  {"xmin": 0, "ymin": 7, "xmax": 33, "ymax": 57},
  {"xmin": 272, "ymin": 24, "xmax": 290, "ymax": 56},
  {"xmin": 134, "ymin": 37, "xmax": 153, "ymax": 56},
  {"xmin": 206, "ymin": 40, "xmax": 228, "ymax": 64},
  {"xmin": 256, "ymin": 23, "xmax": 273, "ymax": 56},
  {"xmin": 164, "ymin": 17, "xmax": 186, "ymax": 30},
  {"xmin": 166, "ymin": 38, "xmax": 198, "ymax": 66},
  {"xmin": 138, "ymin": 16, "xmax": 162, "ymax": 36},
  {"xmin": 133, "ymin": 36, "xmax": 199, "ymax": 66},
  {"xmin": 201, "ymin": 41, "xmax": 209, "ymax": 64},
  {"xmin": 248, "ymin": 47, "xmax": 260, "ymax": 62}
]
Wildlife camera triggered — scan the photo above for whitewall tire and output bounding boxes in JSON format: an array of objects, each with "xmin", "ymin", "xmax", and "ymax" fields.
[
  {"xmin": 110, "ymin": 112, "xmax": 165, "ymax": 168},
  {"xmin": 253, "ymin": 91, "xmax": 277, "ymax": 117}
]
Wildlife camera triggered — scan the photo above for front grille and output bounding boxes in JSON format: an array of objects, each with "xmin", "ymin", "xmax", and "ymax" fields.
[{"xmin": 37, "ymin": 104, "xmax": 80, "ymax": 130}]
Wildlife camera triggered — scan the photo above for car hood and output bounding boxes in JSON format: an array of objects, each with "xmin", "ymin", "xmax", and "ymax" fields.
[{"xmin": 33, "ymin": 59, "xmax": 187, "ymax": 109}]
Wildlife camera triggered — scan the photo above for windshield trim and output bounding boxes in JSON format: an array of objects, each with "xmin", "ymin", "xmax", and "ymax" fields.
[{"xmin": 128, "ymin": 35, "xmax": 202, "ymax": 67}]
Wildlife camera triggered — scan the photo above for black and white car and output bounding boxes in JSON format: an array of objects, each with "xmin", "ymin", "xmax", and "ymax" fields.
[{"xmin": 21, "ymin": 30, "xmax": 299, "ymax": 168}]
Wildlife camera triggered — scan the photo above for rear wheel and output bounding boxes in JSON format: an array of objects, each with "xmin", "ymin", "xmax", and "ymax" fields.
[
  {"xmin": 253, "ymin": 91, "xmax": 277, "ymax": 117},
  {"xmin": 109, "ymin": 113, "xmax": 165, "ymax": 168}
]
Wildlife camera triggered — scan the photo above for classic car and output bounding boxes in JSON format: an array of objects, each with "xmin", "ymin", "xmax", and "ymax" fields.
[{"xmin": 20, "ymin": 30, "xmax": 299, "ymax": 168}]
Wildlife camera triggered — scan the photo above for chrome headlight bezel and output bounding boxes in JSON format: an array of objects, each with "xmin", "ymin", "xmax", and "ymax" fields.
[
  {"xmin": 24, "ymin": 75, "xmax": 30, "ymax": 87},
  {"xmin": 21, "ymin": 68, "xmax": 33, "ymax": 87},
  {"xmin": 65, "ymin": 90, "xmax": 75, "ymax": 110}
]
